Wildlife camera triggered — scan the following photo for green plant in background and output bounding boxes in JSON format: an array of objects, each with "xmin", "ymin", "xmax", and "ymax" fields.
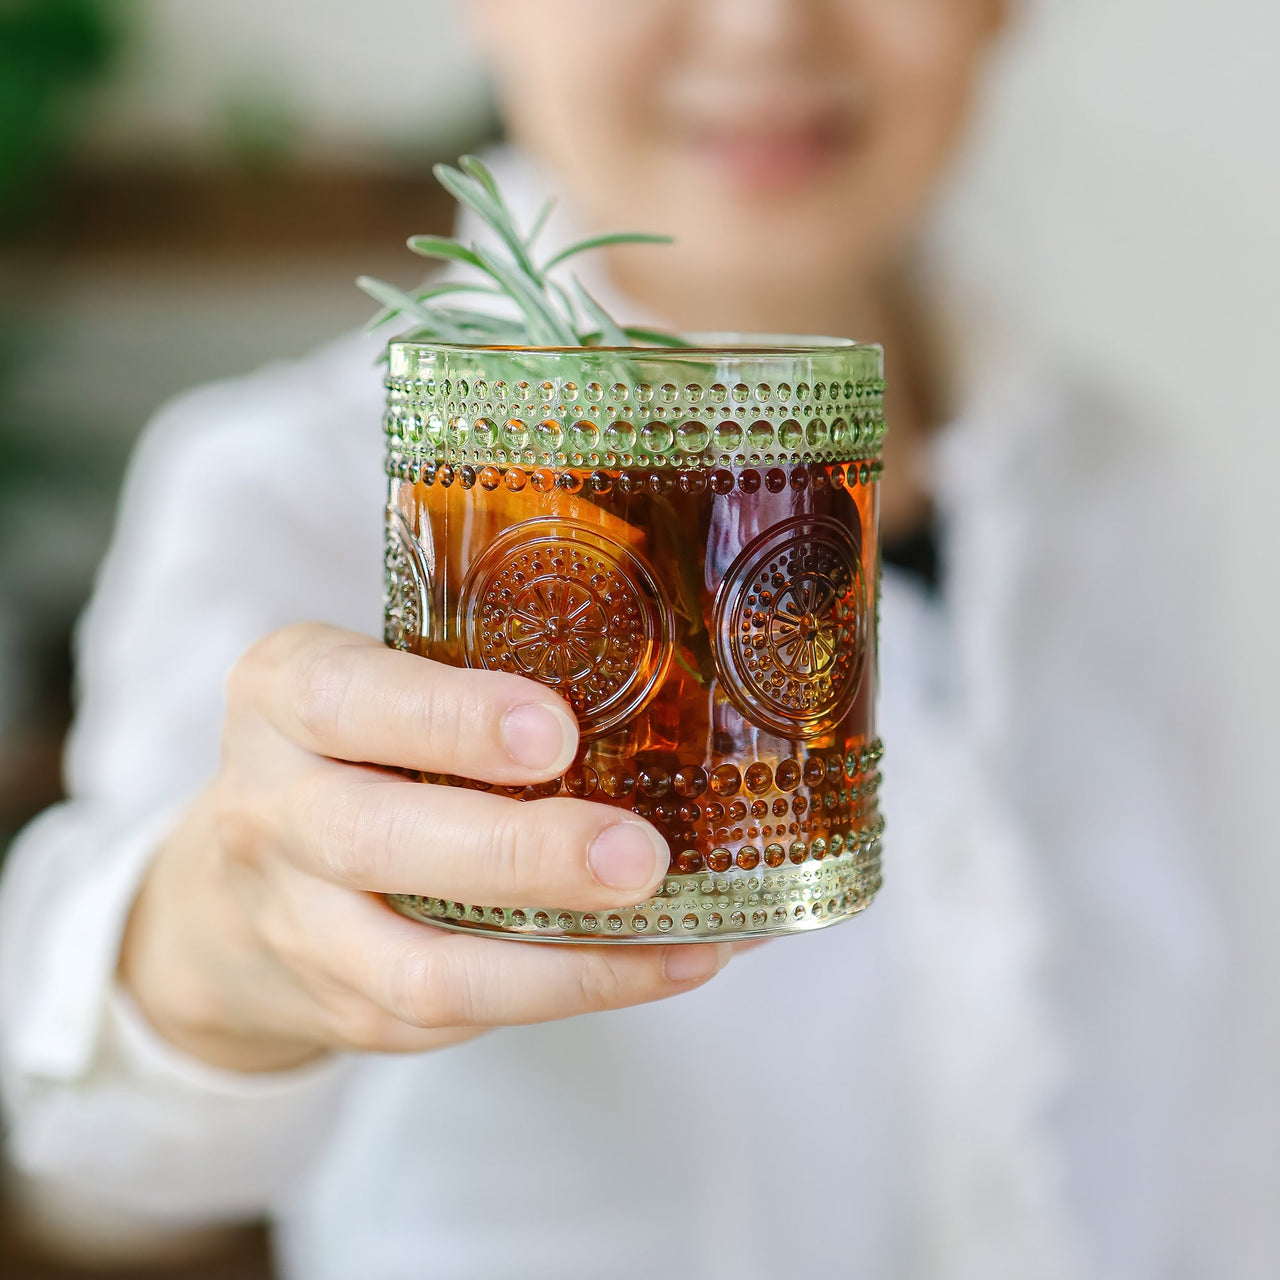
[
  {"xmin": 358, "ymin": 154, "xmax": 687, "ymax": 349},
  {"xmin": 220, "ymin": 74, "xmax": 301, "ymax": 174},
  {"xmin": 0, "ymin": 0, "xmax": 121, "ymax": 231},
  {"xmin": 1, "ymin": 0, "xmax": 124, "ymax": 514}
]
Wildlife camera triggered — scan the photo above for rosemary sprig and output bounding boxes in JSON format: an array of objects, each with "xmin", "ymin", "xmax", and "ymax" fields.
[{"xmin": 359, "ymin": 154, "xmax": 688, "ymax": 349}]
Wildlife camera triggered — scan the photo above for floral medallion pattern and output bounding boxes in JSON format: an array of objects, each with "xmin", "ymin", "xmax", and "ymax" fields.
[
  {"xmin": 461, "ymin": 519, "xmax": 672, "ymax": 739},
  {"xmin": 714, "ymin": 515, "xmax": 866, "ymax": 737}
]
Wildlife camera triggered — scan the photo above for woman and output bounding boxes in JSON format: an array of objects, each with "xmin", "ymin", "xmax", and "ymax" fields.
[{"xmin": 0, "ymin": 2, "xmax": 1243, "ymax": 1277}]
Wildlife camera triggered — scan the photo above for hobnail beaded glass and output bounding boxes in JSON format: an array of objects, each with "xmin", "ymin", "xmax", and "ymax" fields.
[{"xmin": 382, "ymin": 337, "xmax": 885, "ymax": 942}]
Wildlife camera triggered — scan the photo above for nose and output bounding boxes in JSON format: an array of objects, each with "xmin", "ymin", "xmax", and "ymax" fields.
[{"xmin": 694, "ymin": 0, "xmax": 817, "ymax": 59}]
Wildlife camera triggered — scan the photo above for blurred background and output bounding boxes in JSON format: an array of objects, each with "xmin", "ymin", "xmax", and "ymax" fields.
[{"xmin": 0, "ymin": 0, "xmax": 1276, "ymax": 1274}]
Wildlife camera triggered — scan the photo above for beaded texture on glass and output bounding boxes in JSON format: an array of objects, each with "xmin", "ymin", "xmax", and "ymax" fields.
[
  {"xmin": 389, "ymin": 740, "xmax": 884, "ymax": 941},
  {"xmin": 383, "ymin": 349, "xmax": 886, "ymax": 475},
  {"xmin": 382, "ymin": 342, "xmax": 885, "ymax": 943}
]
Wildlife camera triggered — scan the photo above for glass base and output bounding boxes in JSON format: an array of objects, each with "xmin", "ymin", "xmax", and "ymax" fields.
[{"xmin": 386, "ymin": 834, "xmax": 882, "ymax": 943}]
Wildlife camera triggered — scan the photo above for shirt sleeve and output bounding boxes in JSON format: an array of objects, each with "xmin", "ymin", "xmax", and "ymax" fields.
[{"xmin": 0, "ymin": 337, "xmax": 384, "ymax": 1223}]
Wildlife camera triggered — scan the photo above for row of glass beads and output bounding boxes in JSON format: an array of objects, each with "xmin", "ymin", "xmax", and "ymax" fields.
[
  {"xmin": 652, "ymin": 853, "xmax": 879, "ymax": 902},
  {"xmin": 402, "ymin": 890, "xmax": 875, "ymax": 936},
  {"xmin": 432, "ymin": 740, "xmax": 885, "ymax": 801},
  {"xmin": 433, "ymin": 786, "xmax": 882, "ymax": 875},
  {"xmin": 668, "ymin": 818, "xmax": 884, "ymax": 875},
  {"xmin": 384, "ymin": 412, "xmax": 886, "ymax": 469},
  {"xmin": 392, "ymin": 848, "xmax": 882, "ymax": 937},
  {"xmin": 385, "ymin": 456, "xmax": 885, "ymax": 493}
]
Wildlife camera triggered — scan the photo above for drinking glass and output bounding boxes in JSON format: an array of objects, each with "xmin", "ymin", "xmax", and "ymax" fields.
[{"xmin": 381, "ymin": 337, "xmax": 885, "ymax": 942}]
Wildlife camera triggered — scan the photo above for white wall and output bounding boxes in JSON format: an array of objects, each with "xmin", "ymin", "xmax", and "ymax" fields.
[
  {"xmin": 936, "ymin": 0, "xmax": 1280, "ymax": 1223},
  {"xmin": 943, "ymin": 0, "xmax": 1275, "ymax": 415},
  {"xmin": 935, "ymin": 0, "xmax": 1280, "ymax": 901}
]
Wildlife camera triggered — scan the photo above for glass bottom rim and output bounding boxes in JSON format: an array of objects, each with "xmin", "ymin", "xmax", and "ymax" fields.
[
  {"xmin": 386, "ymin": 841, "xmax": 883, "ymax": 943},
  {"xmin": 385, "ymin": 895, "xmax": 878, "ymax": 944}
]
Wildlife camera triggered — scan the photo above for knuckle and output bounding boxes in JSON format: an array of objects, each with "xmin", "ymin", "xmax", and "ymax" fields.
[
  {"xmin": 574, "ymin": 955, "xmax": 628, "ymax": 1012},
  {"xmin": 306, "ymin": 779, "xmax": 429, "ymax": 890},
  {"xmin": 228, "ymin": 626, "xmax": 310, "ymax": 708},
  {"xmin": 419, "ymin": 667, "xmax": 529, "ymax": 767},
  {"xmin": 308, "ymin": 781, "xmax": 376, "ymax": 885},
  {"xmin": 485, "ymin": 810, "xmax": 527, "ymax": 893},
  {"xmin": 333, "ymin": 999, "xmax": 401, "ymax": 1054},
  {"xmin": 292, "ymin": 643, "xmax": 360, "ymax": 744},
  {"xmin": 371, "ymin": 796, "xmax": 436, "ymax": 889},
  {"xmin": 224, "ymin": 646, "xmax": 266, "ymax": 716},
  {"xmin": 209, "ymin": 790, "xmax": 272, "ymax": 872},
  {"xmin": 415, "ymin": 676, "xmax": 470, "ymax": 763},
  {"xmin": 385, "ymin": 949, "xmax": 456, "ymax": 1029},
  {"xmin": 443, "ymin": 955, "xmax": 495, "ymax": 1027},
  {"xmin": 486, "ymin": 803, "xmax": 560, "ymax": 900},
  {"xmin": 254, "ymin": 898, "xmax": 316, "ymax": 976}
]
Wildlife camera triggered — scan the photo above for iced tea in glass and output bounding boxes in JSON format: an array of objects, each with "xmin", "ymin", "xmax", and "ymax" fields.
[{"xmin": 382, "ymin": 338, "xmax": 885, "ymax": 942}]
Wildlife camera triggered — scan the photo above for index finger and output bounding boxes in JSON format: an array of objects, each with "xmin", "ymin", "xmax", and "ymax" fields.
[{"xmin": 234, "ymin": 623, "xmax": 579, "ymax": 784}]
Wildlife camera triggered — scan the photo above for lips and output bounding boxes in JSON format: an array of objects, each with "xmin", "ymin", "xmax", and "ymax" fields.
[
  {"xmin": 665, "ymin": 85, "xmax": 861, "ymax": 194},
  {"xmin": 692, "ymin": 118, "xmax": 853, "ymax": 191}
]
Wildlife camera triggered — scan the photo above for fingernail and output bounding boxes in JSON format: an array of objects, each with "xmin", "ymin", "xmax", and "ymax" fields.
[
  {"xmin": 500, "ymin": 702, "xmax": 578, "ymax": 773},
  {"xmin": 663, "ymin": 943, "xmax": 732, "ymax": 984},
  {"xmin": 587, "ymin": 821, "xmax": 668, "ymax": 893}
]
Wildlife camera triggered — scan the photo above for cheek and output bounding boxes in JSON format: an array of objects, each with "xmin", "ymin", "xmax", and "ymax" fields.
[
  {"xmin": 491, "ymin": 6, "xmax": 673, "ymax": 221},
  {"xmin": 855, "ymin": 0, "xmax": 987, "ymax": 123},
  {"xmin": 846, "ymin": 6, "xmax": 988, "ymax": 206},
  {"xmin": 863, "ymin": 0, "xmax": 989, "ymax": 72}
]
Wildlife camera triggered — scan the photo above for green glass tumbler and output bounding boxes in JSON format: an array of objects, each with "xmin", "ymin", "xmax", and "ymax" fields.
[{"xmin": 381, "ymin": 337, "xmax": 885, "ymax": 942}]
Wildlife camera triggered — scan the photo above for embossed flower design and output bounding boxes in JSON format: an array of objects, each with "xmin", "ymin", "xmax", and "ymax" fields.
[
  {"xmin": 506, "ymin": 579, "xmax": 610, "ymax": 683},
  {"xmin": 767, "ymin": 573, "xmax": 846, "ymax": 679},
  {"xmin": 462, "ymin": 520, "xmax": 673, "ymax": 740},
  {"xmin": 714, "ymin": 516, "xmax": 867, "ymax": 736}
]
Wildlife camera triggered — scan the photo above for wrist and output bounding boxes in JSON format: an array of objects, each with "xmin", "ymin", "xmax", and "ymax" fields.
[{"xmin": 117, "ymin": 799, "xmax": 326, "ymax": 1074}]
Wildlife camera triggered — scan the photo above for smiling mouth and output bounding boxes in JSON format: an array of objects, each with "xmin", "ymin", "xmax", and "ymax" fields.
[{"xmin": 685, "ymin": 113, "xmax": 857, "ymax": 193}]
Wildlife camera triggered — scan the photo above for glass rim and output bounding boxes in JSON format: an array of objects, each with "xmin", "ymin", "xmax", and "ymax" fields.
[
  {"xmin": 388, "ymin": 332, "xmax": 881, "ymax": 359},
  {"xmin": 384, "ymin": 333, "xmax": 886, "ymax": 469}
]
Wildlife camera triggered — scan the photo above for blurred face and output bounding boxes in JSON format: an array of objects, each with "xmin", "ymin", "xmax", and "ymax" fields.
[{"xmin": 472, "ymin": 0, "xmax": 1004, "ymax": 330}]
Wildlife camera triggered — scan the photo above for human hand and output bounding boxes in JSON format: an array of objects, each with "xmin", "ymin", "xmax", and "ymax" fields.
[{"xmin": 119, "ymin": 624, "xmax": 732, "ymax": 1072}]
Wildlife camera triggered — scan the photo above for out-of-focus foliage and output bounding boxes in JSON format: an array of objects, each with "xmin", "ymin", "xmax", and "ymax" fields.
[
  {"xmin": 0, "ymin": 0, "xmax": 121, "ymax": 231},
  {"xmin": 220, "ymin": 76, "xmax": 301, "ymax": 171}
]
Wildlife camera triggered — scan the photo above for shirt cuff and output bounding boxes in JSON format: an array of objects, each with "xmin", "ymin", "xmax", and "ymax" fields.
[
  {"xmin": 105, "ymin": 983, "xmax": 346, "ymax": 1102},
  {"xmin": 7, "ymin": 804, "xmax": 186, "ymax": 1083}
]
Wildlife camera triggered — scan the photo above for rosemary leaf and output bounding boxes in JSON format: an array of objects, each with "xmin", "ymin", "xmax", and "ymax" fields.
[
  {"xmin": 548, "ymin": 280, "xmax": 581, "ymax": 336},
  {"xmin": 474, "ymin": 246, "xmax": 579, "ymax": 345},
  {"xmin": 525, "ymin": 197, "xmax": 557, "ymax": 249},
  {"xmin": 457, "ymin": 153, "xmax": 505, "ymax": 205},
  {"xmin": 542, "ymin": 231, "xmax": 673, "ymax": 273},
  {"xmin": 572, "ymin": 277, "xmax": 628, "ymax": 347},
  {"xmin": 433, "ymin": 162, "xmax": 542, "ymax": 282},
  {"xmin": 431, "ymin": 309, "xmax": 528, "ymax": 341},
  {"xmin": 406, "ymin": 235, "xmax": 484, "ymax": 269},
  {"xmin": 622, "ymin": 326, "xmax": 693, "ymax": 349},
  {"xmin": 356, "ymin": 276, "xmax": 441, "ymax": 330},
  {"xmin": 364, "ymin": 154, "xmax": 685, "ymax": 351},
  {"xmin": 363, "ymin": 279, "xmax": 502, "ymax": 331}
]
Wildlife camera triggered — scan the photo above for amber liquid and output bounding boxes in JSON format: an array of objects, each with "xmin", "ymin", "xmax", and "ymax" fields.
[{"xmin": 388, "ymin": 457, "xmax": 880, "ymax": 883}]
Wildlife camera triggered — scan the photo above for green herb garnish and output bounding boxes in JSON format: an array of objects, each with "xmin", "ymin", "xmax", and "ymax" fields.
[{"xmin": 358, "ymin": 154, "xmax": 687, "ymax": 350}]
